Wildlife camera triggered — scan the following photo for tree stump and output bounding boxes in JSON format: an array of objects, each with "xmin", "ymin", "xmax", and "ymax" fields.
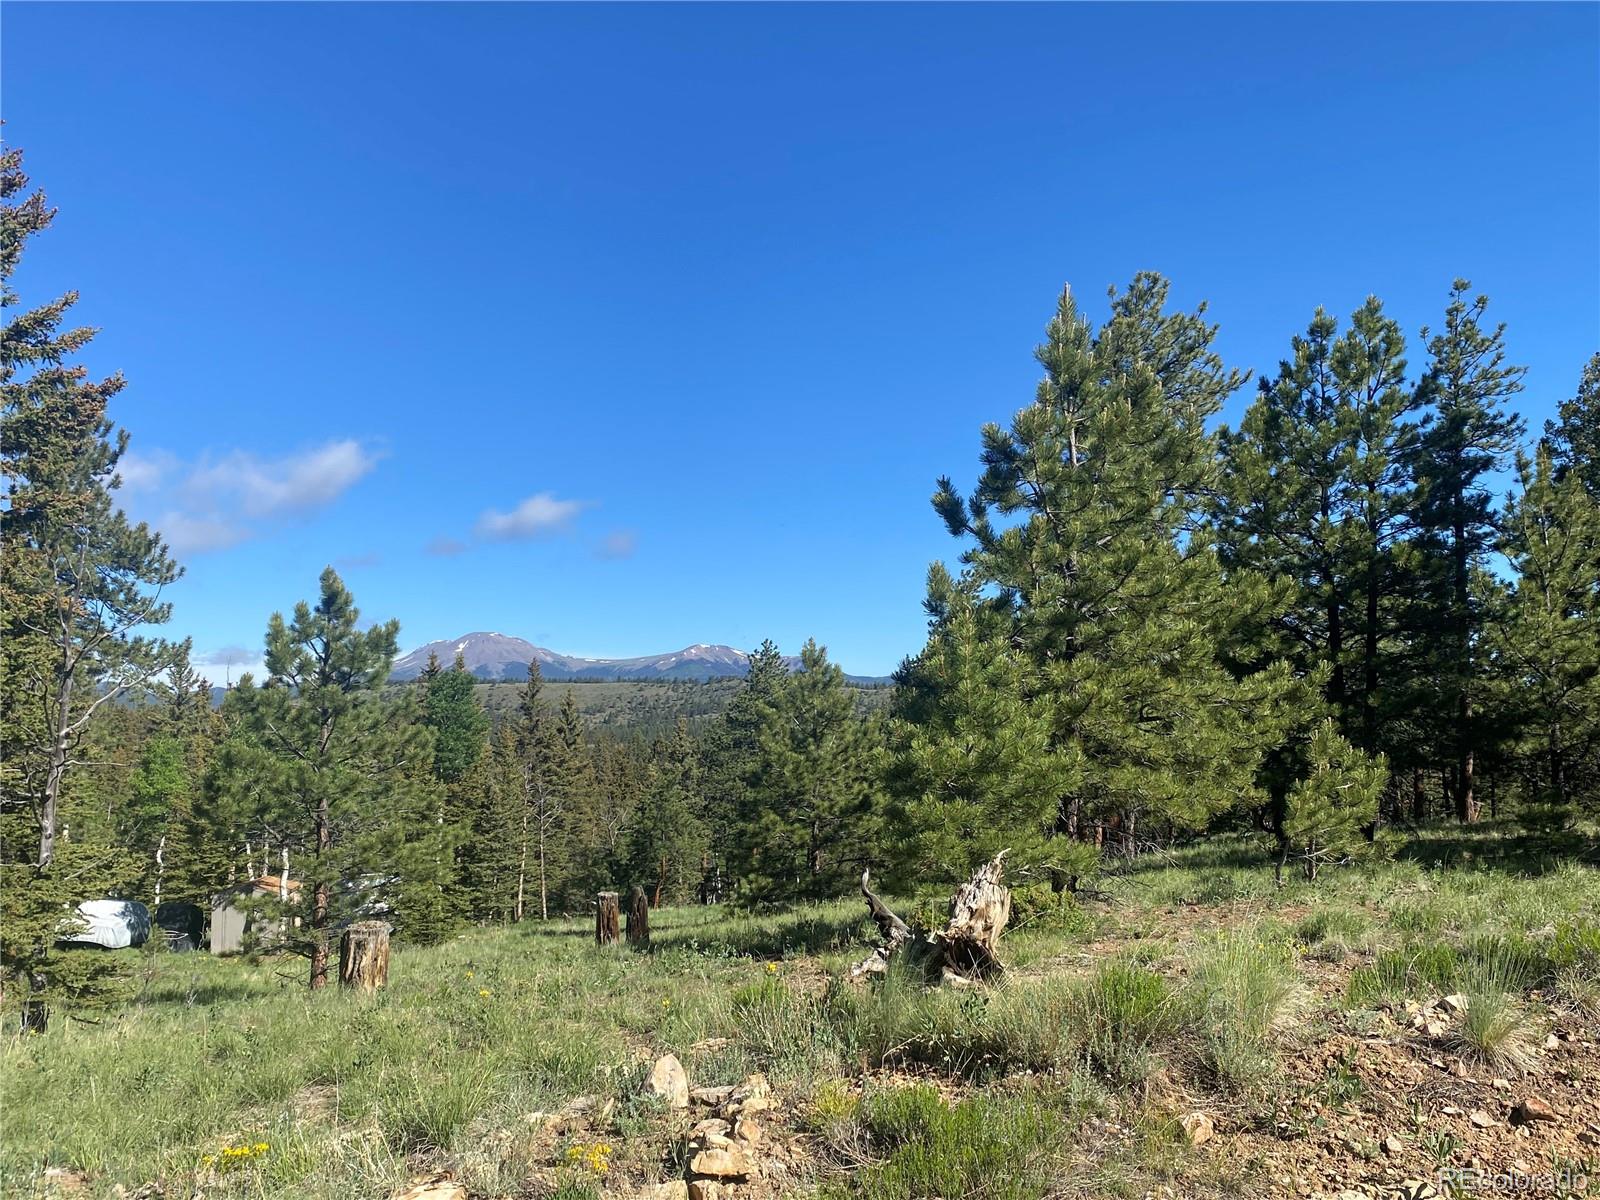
[
  {"xmin": 338, "ymin": 921, "xmax": 391, "ymax": 993},
  {"xmin": 850, "ymin": 850, "xmax": 1012, "ymax": 986},
  {"xmin": 595, "ymin": 891, "xmax": 620, "ymax": 946},
  {"xmin": 626, "ymin": 885, "xmax": 650, "ymax": 948}
]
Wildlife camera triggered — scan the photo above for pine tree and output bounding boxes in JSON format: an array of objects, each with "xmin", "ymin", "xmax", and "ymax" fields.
[
  {"xmin": 700, "ymin": 639, "xmax": 786, "ymax": 897},
  {"xmin": 1413, "ymin": 281, "xmax": 1527, "ymax": 822},
  {"xmin": 731, "ymin": 641, "xmax": 883, "ymax": 904},
  {"xmin": 1545, "ymin": 352, "xmax": 1600, "ymax": 498},
  {"xmin": 1490, "ymin": 445, "xmax": 1600, "ymax": 821},
  {"xmin": 1275, "ymin": 719, "xmax": 1387, "ymax": 881},
  {"xmin": 210, "ymin": 568, "xmax": 448, "ymax": 987},
  {"xmin": 506, "ymin": 665, "xmax": 566, "ymax": 919},
  {"xmin": 627, "ymin": 719, "xmax": 708, "ymax": 905},
  {"xmin": 549, "ymin": 689, "xmax": 602, "ymax": 907},
  {"xmin": 888, "ymin": 570, "xmax": 1081, "ymax": 885},
  {"xmin": 0, "ymin": 143, "xmax": 186, "ymax": 1025},
  {"xmin": 927, "ymin": 276, "xmax": 1304, "ymax": 867}
]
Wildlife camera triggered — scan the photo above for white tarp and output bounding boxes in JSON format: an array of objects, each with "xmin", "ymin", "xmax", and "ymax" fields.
[{"xmin": 59, "ymin": 899, "xmax": 151, "ymax": 950}]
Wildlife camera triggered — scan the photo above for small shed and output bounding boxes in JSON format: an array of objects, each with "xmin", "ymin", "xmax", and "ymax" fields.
[{"xmin": 209, "ymin": 875, "xmax": 302, "ymax": 954}]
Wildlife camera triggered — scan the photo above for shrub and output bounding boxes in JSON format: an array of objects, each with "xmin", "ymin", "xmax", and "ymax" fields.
[
  {"xmin": 1181, "ymin": 932, "xmax": 1300, "ymax": 1091},
  {"xmin": 1451, "ymin": 989, "xmax": 1541, "ymax": 1075},
  {"xmin": 823, "ymin": 1084, "xmax": 1067, "ymax": 1200},
  {"xmin": 1066, "ymin": 961, "xmax": 1175, "ymax": 1086}
]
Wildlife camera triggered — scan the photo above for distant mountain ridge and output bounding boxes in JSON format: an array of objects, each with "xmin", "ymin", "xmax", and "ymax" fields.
[{"xmin": 390, "ymin": 632, "xmax": 889, "ymax": 684}]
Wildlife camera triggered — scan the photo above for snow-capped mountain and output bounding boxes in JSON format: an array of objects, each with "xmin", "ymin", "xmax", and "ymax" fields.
[{"xmin": 390, "ymin": 633, "xmax": 804, "ymax": 683}]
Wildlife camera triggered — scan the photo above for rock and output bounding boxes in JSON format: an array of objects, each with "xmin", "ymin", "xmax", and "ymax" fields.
[
  {"xmin": 1439, "ymin": 993, "xmax": 1468, "ymax": 1015},
  {"xmin": 692, "ymin": 1118, "xmax": 732, "ymax": 1138},
  {"xmin": 688, "ymin": 1183, "xmax": 729, "ymax": 1200},
  {"xmin": 1180, "ymin": 1112, "xmax": 1214, "ymax": 1147},
  {"xmin": 1491, "ymin": 1078, "xmax": 1510, "ymax": 1091},
  {"xmin": 1382, "ymin": 1134, "xmax": 1404, "ymax": 1155},
  {"xmin": 1423, "ymin": 1019, "xmax": 1447, "ymax": 1037},
  {"xmin": 690, "ymin": 1085, "xmax": 736, "ymax": 1106},
  {"xmin": 1510, "ymin": 1097, "xmax": 1558, "ymax": 1125},
  {"xmin": 1469, "ymin": 1109, "xmax": 1495, "ymax": 1128},
  {"xmin": 642, "ymin": 1184, "xmax": 689, "ymax": 1200},
  {"xmin": 734, "ymin": 1115, "xmax": 763, "ymax": 1147},
  {"xmin": 1545, "ymin": 1033, "xmax": 1562, "ymax": 1049},
  {"xmin": 690, "ymin": 1037, "xmax": 731, "ymax": 1052},
  {"xmin": 392, "ymin": 1176, "xmax": 467, "ymax": 1200},
  {"xmin": 688, "ymin": 1146, "xmax": 751, "ymax": 1179},
  {"xmin": 650, "ymin": 1054, "xmax": 690, "ymax": 1109}
]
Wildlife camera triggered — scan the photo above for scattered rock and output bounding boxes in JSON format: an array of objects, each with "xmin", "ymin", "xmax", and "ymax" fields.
[
  {"xmin": 392, "ymin": 1176, "xmax": 466, "ymax": 1200},
  {"xmin": 688, "ymin": 1146, "xmax": 751, "ymax": 1179},
  {"xmin": 688, "ymin": 1183, "xmax": 730, "ymax": 1200},
  {"xmin": 641, "ymin": 1184, "xmax": 689, "ymax": 1200},
  {"xmin": 1510, "ymin": 1097, "xmax": 1558, "ymax": 1125},
  {"xmin": 1180, "ymin": 1112, "xmax": 1215, "ymax": 1147},
  {"xmin": 690, "ymin": 1085, "xmax": 736, "ymax": 1106},
  {"xmin": 690, "ymin": 1037, "xmax": 731, "ymax": 1053},
  {"xmin": 1491, "ymin": 1077, "xmax": 1510, "ymax": 1091},
  {"xmin": 1382, "ymin": 1134, "xmax": 1404, "ymax": 1155},
  {"xmin": 650, "ymin": 1054, "xmax": 690, "ymax": 1109},
  {"xmin": 1545, "ymin": 1033, "xmax": 1562, "ymax": 1049},
  {"xmin": 734, "ymin": 1115, "xmax": 764, "ymax": 1148},
  {"xmin": 1469, "ymin": 1109, "xmax": 1495, "ymax": 1128},
  {"xmin": 692, "ymin": 1118, "xmax": 732, "ymax": 1139},
  {"xmin": 1439, "ymin": 993, "xmax": 1468, "ymax": 1015}
]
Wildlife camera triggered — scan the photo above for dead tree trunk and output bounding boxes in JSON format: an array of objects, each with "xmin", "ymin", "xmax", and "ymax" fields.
[
  {"xmin": 850, "ymin": 850, "xmax": 1012, "ymax": 987},
  {"xmin": 626, "ymin": 886, "xmax": 650, "ymax": 948},
  {"xmin": 338, "ymin": 921, "xmax": 391, "ymax": 993},
  {"xmin": 595, "ymin": 891, "xmax": 620, "ymax": 946}
]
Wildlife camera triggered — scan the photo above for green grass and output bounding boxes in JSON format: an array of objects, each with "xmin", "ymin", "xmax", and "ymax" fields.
[{"xmin": 4, "ymin": 822, "xmax": 1595, "ymax": 1199}]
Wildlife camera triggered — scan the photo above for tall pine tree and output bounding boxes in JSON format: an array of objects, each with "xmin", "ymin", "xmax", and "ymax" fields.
[{"xmin": 1412, "ymin": 281, "xmax": 1526, "ymax": 822}]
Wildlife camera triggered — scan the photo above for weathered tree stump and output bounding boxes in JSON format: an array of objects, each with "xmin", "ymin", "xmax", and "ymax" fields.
[
  {"xmin": 595, "ymin": 891, "xmax": 620, "ymax": 946},
  {"xmin": 626, "ymin": 885, "xmax": 650, "ymax": 947},
  {"xmin": 850, "ymin": 850, "xmax": 1012, "ymax": 986},
  {"xmin": 338, "ymin": 921, "xmax": 391, "ymax": 993}
]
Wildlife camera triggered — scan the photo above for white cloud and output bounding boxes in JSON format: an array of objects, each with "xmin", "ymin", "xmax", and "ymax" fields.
[
  {"xmin": 117, "ymin": 449, "xmax": 177, "ymax": 493},
  {"xmin": 475, "ymin": 492, "xmax": 587, "ymax": 541},
  {"xmin": 157, "ymin": 512, "xmax": 251, "ymax": 555},
  {"xmin": 115, "ymin": 439, "xmax": 380, "ymax": 557},
  {"xmin": 425, "ymin": 536, "xmax": 468, "ymax": 557},
  {"xmin": 186, "ymin": 440, "xmax": 379, "ymax": 518},
  {"xmin": 596, "ymin": 529, "xmax": 638, "ymax": 560}
]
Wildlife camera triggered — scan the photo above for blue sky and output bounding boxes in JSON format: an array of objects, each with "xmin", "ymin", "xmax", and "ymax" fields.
[{"xmin": 5, "ymin": 3, "xmax": 1596, "ymax": 679}]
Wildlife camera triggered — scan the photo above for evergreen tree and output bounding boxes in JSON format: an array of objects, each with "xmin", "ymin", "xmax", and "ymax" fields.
[
  {"xmin": 549, "ymin": 689, "xmax": 601, "ymax": 907},
  {"xmin": 626, "ymin": 719, "xmax": 708, "ymax": 905},
  {"xmin": 506, "ymin": 665, "xmax": 566, "ymax": 919},
  {"xmin": 0, "ymin": 143, "xmax": 186, "ymax": 1025},
  {"xmin": 1412, "ymin": 281, "xmax": 1526, "ymax": 822},
  {"xmin": 700, "ymin": 639, "xmax": 786, "ymax": 896},
  {"xmin": 1275, "ymin": 719, "xmax": 1387, "ymax": 881},
  {"xmin": 927, "ymin": 276, "xmax": 1304, "ymax": 867},
  {"xmin": 1490, "ymin": 445, "xmax": 1600, "ymax": 821},
  {"xmin": 210, "ymin": 569, "xmax": 448, "ymax": 987},
  {"xmin": 732, "ymin": 641, "xmax": 883, "ymax": 904},
  {"xmin": 1545, "ymin": 352, "xmax": 1600, "ymax": 498},
  {"xmin": 888, "ymin": 571, "xmax": 1081, "ymax": 885}
]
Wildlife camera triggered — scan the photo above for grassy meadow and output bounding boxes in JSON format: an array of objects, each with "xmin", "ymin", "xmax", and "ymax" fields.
[{"xmin": 5, "ymin": 825, "xmax": 1600, "ymax": 1200}]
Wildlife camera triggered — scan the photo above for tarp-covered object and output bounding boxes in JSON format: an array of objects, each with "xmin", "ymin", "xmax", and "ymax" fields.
[{"xmin": 59, "ymin": 899, "xmax": 152, "ymax": 949}]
